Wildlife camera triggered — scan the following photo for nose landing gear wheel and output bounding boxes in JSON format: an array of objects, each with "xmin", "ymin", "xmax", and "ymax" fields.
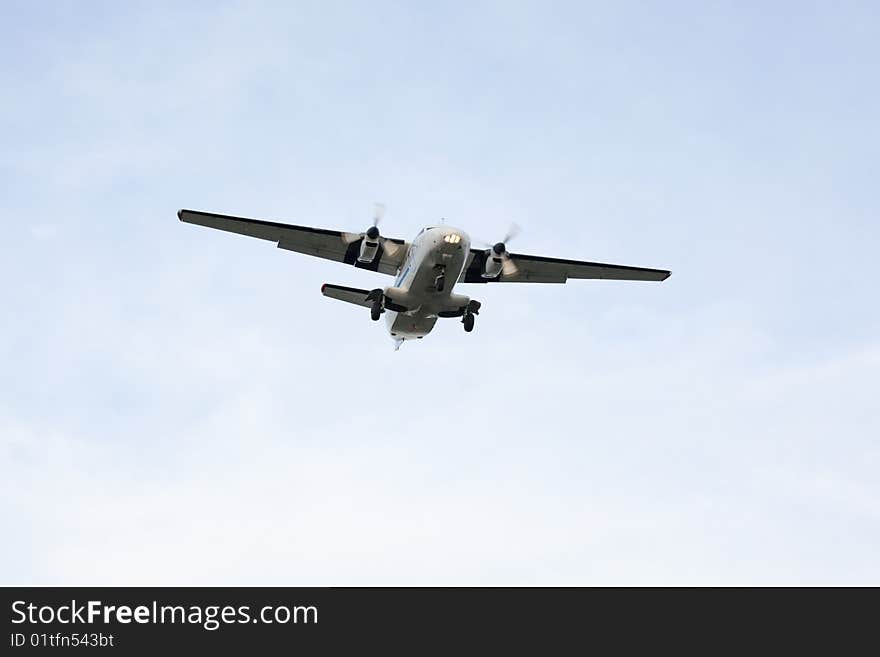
[
  {"xmin": 463, "ymin": 313, "xmax": 475, "ymax": 332},
  {"xmin": 433, "ymin": 264, "xmax": 447, "ymax": 293},
  {"xmin": 370, "ymin": 301, "xmax": 382, "ymax": 321}
]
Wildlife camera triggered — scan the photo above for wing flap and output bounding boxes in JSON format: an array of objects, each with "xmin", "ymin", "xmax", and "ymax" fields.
[
  {"xmin": 277, "ymin": 234, "xmax": 348, "ymax": 261},
  {"xmin": 513, "ymin": 253, "xmax": 670, "ymax": 282}
]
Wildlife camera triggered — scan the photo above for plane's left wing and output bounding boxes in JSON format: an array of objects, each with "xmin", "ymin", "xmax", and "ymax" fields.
[
  {"xmin": 460, "ymin": 249, "xmax": 670, "ymax": 283},
  {"xmin": 178, "ymin": 209, "xmax": 408, "ymax": 276}
]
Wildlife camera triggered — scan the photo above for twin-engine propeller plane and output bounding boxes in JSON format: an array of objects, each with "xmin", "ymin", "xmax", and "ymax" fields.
[{"xmin": 178, "ymin": 206, "xmax": 670, "ymax": 349}]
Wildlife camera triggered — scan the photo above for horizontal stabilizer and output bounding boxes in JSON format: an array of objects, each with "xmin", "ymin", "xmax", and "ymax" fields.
[{"xmin": 321, "ymin": 283, "xmax": 374, "ymax": 309}]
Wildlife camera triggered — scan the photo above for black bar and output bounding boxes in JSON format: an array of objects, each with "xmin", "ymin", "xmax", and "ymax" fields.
[{"xmin": 1, "ymin": 587, "xmax": 874, "ymax": 653}]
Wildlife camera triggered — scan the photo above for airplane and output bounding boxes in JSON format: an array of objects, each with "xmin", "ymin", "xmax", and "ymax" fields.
[{"xmin": 178, "ymin": 206, "xmax": 670, "ymax": 349}]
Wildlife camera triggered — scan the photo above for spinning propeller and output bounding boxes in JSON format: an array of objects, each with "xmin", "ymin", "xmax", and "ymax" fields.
[
  {"xmin": 481, "ymin": 223, "xmax": 522, "ymax": 277},
  {"xmin": 342, "ymin": 203, "xmax": 401, "ymax": 257},
  {"xmin": 366, "ymin": 202, "xmax": 384, "ymax": 240}
]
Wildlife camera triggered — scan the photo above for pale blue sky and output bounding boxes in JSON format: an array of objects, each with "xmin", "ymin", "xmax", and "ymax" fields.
[{"xmin": 2, "ymin": 1, "xmax": 878, "ymax": 584}]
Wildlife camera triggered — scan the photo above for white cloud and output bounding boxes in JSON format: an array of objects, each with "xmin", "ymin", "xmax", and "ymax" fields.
[{"xmin": 3, "ymin": 292, "xmax": 878, "ymax": 584}]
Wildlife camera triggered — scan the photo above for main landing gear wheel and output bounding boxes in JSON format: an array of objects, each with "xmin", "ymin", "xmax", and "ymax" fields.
[
  {"xmin": 463, "ymin": 313, "xmax": 475, "ymax": 332},
  {"xmin": 366, "ymin": 288, "xmax": 385, "ymax": 321}
]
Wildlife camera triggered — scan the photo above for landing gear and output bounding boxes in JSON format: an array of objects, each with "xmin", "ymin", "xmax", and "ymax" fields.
[
  {"xmin": 366, "ymin": 288, "xmax": 385, "ymax": 321},
  {"xmin": 433, "ymin": 264, "xmax": 447, "ymax": 293},
  {"xmin": 461, "ymin": 299, "xmax": 480, "ymax": 333}
]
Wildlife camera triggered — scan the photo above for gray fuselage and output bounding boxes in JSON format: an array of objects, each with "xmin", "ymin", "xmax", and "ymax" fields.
[{"xmin": 383, "ymin": 226, "xmax": 472, "ymax": 340}]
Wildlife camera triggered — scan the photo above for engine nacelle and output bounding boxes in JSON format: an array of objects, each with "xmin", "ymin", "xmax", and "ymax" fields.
[
  {"xmin": 358, "ymin": 238, "xmax": 380, "ymax": 263},
  {"xmin": 482, "ymin": 251, "xmax": 503, "ymax": 278}
]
